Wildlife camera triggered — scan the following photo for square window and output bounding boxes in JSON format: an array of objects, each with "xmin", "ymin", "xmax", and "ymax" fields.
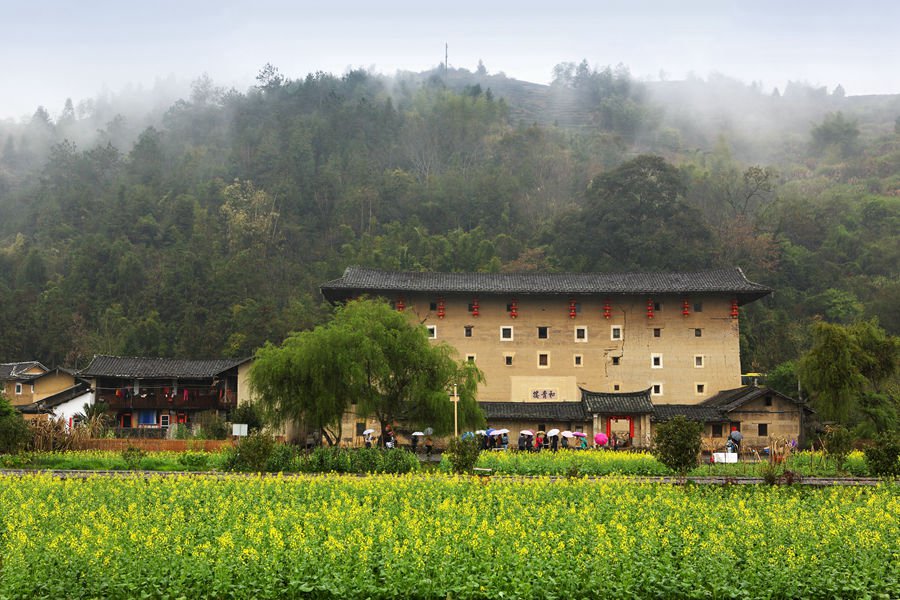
[
  {"xmin": 355, "ymin": 422, "xmax": 366, "ymax": 436},
  {"xmin": 712, "ymin": 424, "xmax": 723, "ymax": 437},
  {"xmin": 429, "ymin": 301, "xmax": 438, "ymax": 311},
  {"xmin": 611, "ymin": 326, "xmax": 623, "ymax": 340},
  {"xmin": 538, "ymin": 353, "xmax": 549, "ymax": 368},
  {"xmin": 504, "ymin": 355, "xmax": 513, "ymax": 366},
  {"xmin": 758, "ymin": 423, "xmax": 768, "ymax": 437},
  {"xmin": 426, "ymin": 325, "xmax": 437, "ymax": 339},
  {"xmin": 694, "ymin": 328, "xmax": 702, "ymax": 337},
  {"xmin": 464, "ymin": 325, "xmax": 473, "ymax": 338},
  {"xmin": 693, "ymin": 302, "xmax": 703, "ymax": 313},
  {"xmin": 695, "ymin": 355, "xmax": 704, "ymax": 368},
  {"xmin": 537, "ymin": 326, "xmax": 549, "ymax": 339},
  {"xmin": 574, "ymin": 354, "xmax": 583, "ymax": 367},
  {"xmin": 466, "ymin": 354, "xmax": 476, "ymax": 363},
  {"xmin": 653, "ymin": 301, "xmax": 662, "ymax": 312},
  {"xmin": 15, "ymin": 383, "xmax": 22, "ymax": 395},
  {"xmin": 696, "ymin": 383, "xmax": 706, "ymax": 394},
  {"xmin": 575, "ymin": 326, "xmax": 588, "ymax": 342},
  {"xmin": 651, "ymin": 354, "xmax": 663, "ymax": 368},
  {"xmin": 653, "ymin": 328, "xmax": 661, "ymax": 338},
  {"xmin": 764, "ymin": 396, "xmax": 773, "ymax": 407},
  {"xmin": 613, "ymin": 384, "xmax": 620, "ymax": 391},
  {"xmin": 612, "ymin": 356, "xmax": 621, "ymax": 366},
  {"xmin": 501, "ymin": 326, "xmax": 514, "ymax": 340},
  {"xmin": 652, "ymin": 384, "xmax": 663, "ymax": 396}
]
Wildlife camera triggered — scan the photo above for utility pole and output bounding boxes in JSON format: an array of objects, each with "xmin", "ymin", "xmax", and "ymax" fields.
[
  {"xmin": 450, "ymin": 383, "xmax": 459, "ymax": 437},
  {"xmin": 445, "ymin": 43, "xmax": 448, "ymax": 73}
]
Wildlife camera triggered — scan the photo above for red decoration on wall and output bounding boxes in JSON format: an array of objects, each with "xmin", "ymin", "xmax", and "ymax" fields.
[
  {"xmin": 437, "ymin": 297, "xmax": 445, "ymax": 319},
  {"xmin": 603, "ymin": 299, "xmax": 612, "ymax": 320},
  {"xmin": 472, "ymin": 298, "xmax": 479, "ymax": 317},
  {"xmin": 509, "ymin": 298, "xmax": 518, "ymax": 319},
  {"xmin": 682, "ymin": 298, "xmax": 690, "ymax": 317},
  {"xmin": 646, "ymin": 298, "xmax": 654, "ymax": 319},
  {"xmin": 396, "ymin": 297, "xmax": 405, "ymax": 312},
  {"xmin": 731, "ymin": 299, "xmax": 739, "ymax": 319},
  {"xmin": 569, "ymin": 299, "xmax": 577, "ymax": 319}
]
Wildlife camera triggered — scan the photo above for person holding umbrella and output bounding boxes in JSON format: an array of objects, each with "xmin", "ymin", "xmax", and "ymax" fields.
[
  {"xmin": 517, "ymin": 432, "xmax": 527, "ymax": 451},
  {"xmin": 363, "ymin": 428, "xmax": 375, "ymax": 449},
  {"xmin": 547, "ymin": 428, "xmax": 560, "ymax": 452},
  {"xmin": 729, "ymin": 427, "xmax": 743, "ymax": 453}
]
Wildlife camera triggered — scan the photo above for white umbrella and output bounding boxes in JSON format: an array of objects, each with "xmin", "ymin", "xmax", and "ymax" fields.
[
  {"xmin": 475, "ymin": 429, "xmax": 487, "ymax": 435},
  {"xmin": 520, "ymin": 429, "xmax": 534, "ymax": 436},
  {"xmin": 362, "ymin": 428, "xmax": 375, "ymax": 436},
  {"xmin": 561, "ymin": 430, "xmax": 574, "ymax": 438},
  {"xmin": 494, "ymin": 428, "xmax": 510, "ymax": 435},
  {"xmin": 547, "ymin": 428, "xmax": 560, "ymax": 437},
  {"xmin": 411, "ymin": 431, "xmax": 425, "ymax": 436}
]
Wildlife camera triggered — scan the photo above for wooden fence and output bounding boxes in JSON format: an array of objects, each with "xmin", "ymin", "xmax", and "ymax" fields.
[{"xmin": 80, "ymin": 439, "xmax": 234, "ymax": 452}]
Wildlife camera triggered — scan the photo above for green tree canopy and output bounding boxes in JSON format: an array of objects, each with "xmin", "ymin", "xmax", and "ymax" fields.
[
  {"xmin": 799, "ymin": 320, "xmax": 899, "ymax": 428},
  {"xmin": 250, "ymin": 298, "xmax": 484, "ymax": 444}
]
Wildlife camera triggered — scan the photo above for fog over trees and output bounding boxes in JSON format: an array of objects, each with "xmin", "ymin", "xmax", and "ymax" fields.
[{"xmin": 0, "ymin": 62, "xmax": 897, "ymax": 431}]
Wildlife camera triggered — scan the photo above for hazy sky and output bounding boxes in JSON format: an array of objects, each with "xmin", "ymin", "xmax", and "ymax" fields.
[{"xmin": 2, "ymin": 0, "xmax": 897, "ymax": 120}]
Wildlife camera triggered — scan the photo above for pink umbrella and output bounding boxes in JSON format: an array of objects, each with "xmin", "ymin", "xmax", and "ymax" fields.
[
  {"xmin": 571, "ymin": 432, "xmax": 587, "ymax": 438},
  {"xmin": 594, "ymin": 433, "xmax": 609, "ymax": 446}
]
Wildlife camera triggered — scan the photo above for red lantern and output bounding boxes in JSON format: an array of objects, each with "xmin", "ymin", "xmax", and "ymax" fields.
[
  {"xmin": 682, "ymin": 298, "xmax": 690, "ymax": 317},
  {"xmin": 396, "ymin": 296, "xmax": 405, "ymax": 312},
  {"xmin": 437, "ymin": 297, "xmax": 445, "ymax": 319},
  {"xmin": 509, "ymin": 298, "xmax": 518, "ymax": 319},
  {"xmin": 603, "ymin": 299, "xmax": 612, "ymax": 320},
  {"xmin": 472, "ymin": 298, "xmax": 479, "ymax": 317},
  {"xmin": 569, "ymin": 299, "xmax": 577, "ymax": 319},
  {"xmin": 646, "ymin": 298, "xmax": 654, "ymax": 319},
  {"xmin": 731, "ymin": 299, "xmax": 739, "ymax": 319}
]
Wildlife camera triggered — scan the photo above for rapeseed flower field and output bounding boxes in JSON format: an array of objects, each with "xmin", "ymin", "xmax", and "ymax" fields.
[{"xmin": 0, "ymin": 473, "xmax": 896, "ymax": 598}]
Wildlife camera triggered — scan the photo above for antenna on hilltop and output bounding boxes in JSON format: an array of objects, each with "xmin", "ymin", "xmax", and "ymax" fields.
[{"xmin": 445, "ymin": 43, "xmax": 448, "ymax": 73}]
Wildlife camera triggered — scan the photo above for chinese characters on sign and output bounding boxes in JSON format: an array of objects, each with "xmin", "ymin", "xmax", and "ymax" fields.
[{"xmin": 530, "ymin": 389, "xmax": 558, "ymax": 400}]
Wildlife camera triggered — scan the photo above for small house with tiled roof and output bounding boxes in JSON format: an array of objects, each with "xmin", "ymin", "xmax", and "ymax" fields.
[
  {"xmin": 79, "ymin": 355, "xmax": 252, "ymax": 432},
  {"xmin": 321, "ymin": 267, "xmax": 806, "ymax": 449}
]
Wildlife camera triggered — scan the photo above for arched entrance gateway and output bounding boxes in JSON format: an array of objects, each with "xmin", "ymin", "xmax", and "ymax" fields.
[{"xmin": 581, "ymin": 388, "xmax": 654, "ymax": 448}]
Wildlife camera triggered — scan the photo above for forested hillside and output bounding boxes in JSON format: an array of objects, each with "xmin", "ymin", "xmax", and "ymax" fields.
[{"xmin": 1, "ymin": 63, "xmax": 898, "ymax": 383}]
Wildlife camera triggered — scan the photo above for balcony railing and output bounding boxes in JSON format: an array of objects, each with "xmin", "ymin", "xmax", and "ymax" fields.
[{"xmin": 100, "ymin": 390, "xmax": 236, "ymax": 412}]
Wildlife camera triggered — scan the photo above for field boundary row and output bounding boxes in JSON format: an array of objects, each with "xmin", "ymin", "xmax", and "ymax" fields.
[{"xmin": 0, "ymin": 469, "xmax": 886, "ymax": 485}]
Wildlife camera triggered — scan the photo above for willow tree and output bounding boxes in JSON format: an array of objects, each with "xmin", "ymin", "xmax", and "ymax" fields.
[{"xmin": 250, "ymin": 298, "xmax": 483, "ymax": 444}]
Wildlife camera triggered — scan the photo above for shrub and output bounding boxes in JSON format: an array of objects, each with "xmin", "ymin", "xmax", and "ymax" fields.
[
  {"xmin": 0, "ymin": 394, "xmax": 31, "ymax": 454},
  {"xmin": 266, "ymin": 443, "xmax": 298, "ymax": 472},
  {"xmin": 864, "ymin": 432, "xmax": 900, "ymax": 477},
  {"xmin": 194, "ymin": 411, "xmax": 229, "ymax": 440},
  {"xmin": 822, "ymin": 425, "xmax": 854, "ymax": 471},
  {"xmin": 177, "ymin": 451, "xmax": 210, "ymax": 471},
  {"xmin": 380, "ymin": 448, "xmax": 420, "ymax": 474},
  {"xmin": 653, "ymin": 416, "xmax": 703, "ymax": 476},
  {"xmin": 444, "ymin": 437, "xmax": 481, "ymax": 474},
  {"xmin": 224, "ymin": 432, "xmax": 275, "ymax": 472},
  {"xmin": 229, "ymin": 404, "xmax": 263, "ymax": 433},
  {"xmin": 121, "ymin": 446, "xmax": 146, "ymax": 470}
]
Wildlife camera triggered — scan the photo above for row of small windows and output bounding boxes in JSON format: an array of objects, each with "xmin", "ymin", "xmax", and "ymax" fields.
[
  {"xmin": 429, "ymin": 324, "xmax": 703, "ymax": 341},
  {"xmin": 464, "ymin": 352, "xmax": 706, "ymax": 372},
  {"xmin": 428, "ymin": 301, "xmax": 705, "ymax": 314}
]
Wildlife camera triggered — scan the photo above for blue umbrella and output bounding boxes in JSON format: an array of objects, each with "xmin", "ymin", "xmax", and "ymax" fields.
[
  {"xmin": 485, "ymin": 428, "xmax": 496, "ymax": 436},
  {"xmin": 461, "ymin": 431, "xmax": 475, "ymax": 440}
]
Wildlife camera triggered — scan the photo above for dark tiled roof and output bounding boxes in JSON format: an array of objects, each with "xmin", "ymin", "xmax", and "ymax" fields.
[
  {"xmin": 701, "ymin": 385, "xmax": 810, "ymax": 412},
  {"xmin": 581, "ymin": 388, "xmax": 654, "ymax": 414},
  {"xmin": 651, "ymin": 404, "xmax": 728, "ymax": 423},
  {"xmin": 80, "ymin": 355, "xmax": 250, "ymax": 379},
  {"xmin": 480, "ymin": 401, "xmax": 587, "ymax": 422},
  {"xmin": 0, "ymin": 361, "xmax": 48, "ymax": 380},
  {"xmin": 36, "ymin": 382, "xmax": 93, "ymax": 410},
  {"xmin": 321, "ymin": 266, "xmax": 771, "ymax": 304}
]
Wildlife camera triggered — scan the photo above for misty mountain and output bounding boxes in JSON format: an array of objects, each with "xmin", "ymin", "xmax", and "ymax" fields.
[{"xmin": 0, "ymin": 63, "xmax": 897, "ymax": 380}]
